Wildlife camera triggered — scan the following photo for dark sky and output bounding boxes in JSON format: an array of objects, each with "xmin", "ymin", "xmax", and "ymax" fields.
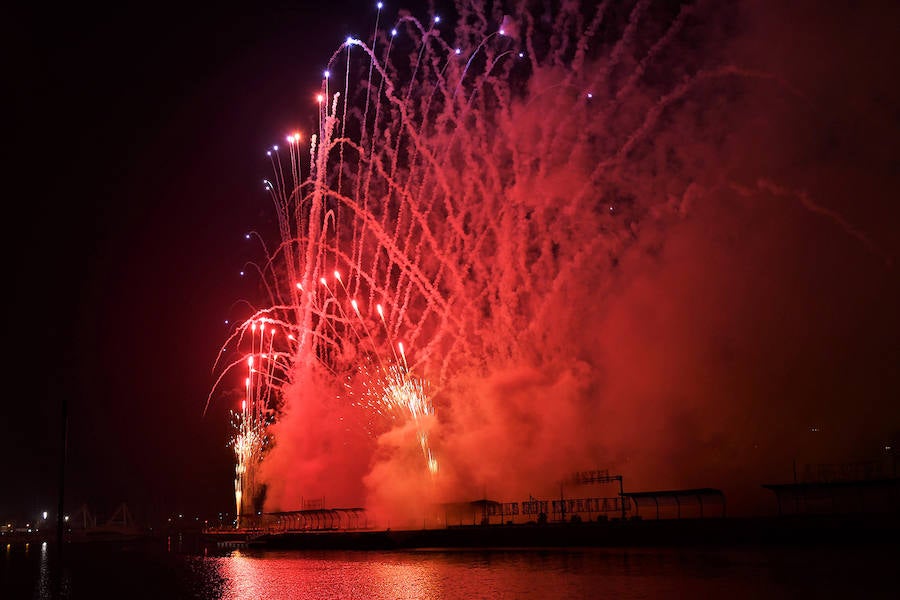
[
  {"xmin": 4, "ymin": 1, "xmax": 378, "ymax": 523},
  {"xmin": 3, "ymin": 0, "xmax": 899, "ymax": 526}
]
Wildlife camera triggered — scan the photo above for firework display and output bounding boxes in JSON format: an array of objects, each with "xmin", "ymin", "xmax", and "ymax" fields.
[
  {"xmin": 205, "ymin": 1, "xmax": 869, "ymax": 524},
  {"xmin": 203, "ymin": 0, "xmax": 712, "ymax": 521}
]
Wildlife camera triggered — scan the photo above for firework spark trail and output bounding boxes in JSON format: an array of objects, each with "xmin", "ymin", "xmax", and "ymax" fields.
[
  {"xmin": 207, "ymin": 0, "xmax": 879, "ymax": 517},
  {"xmin": 228, "ymin": 0, "xmax": 678, "ymax": 500},
  {"xmin": 229, "ymin": 324, "xmax": 280, "ymax": 525}
]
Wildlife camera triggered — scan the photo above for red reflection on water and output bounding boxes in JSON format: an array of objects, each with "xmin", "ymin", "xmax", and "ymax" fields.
[
  {"xmin": 221, "ymin": 550, "xmax": 270, "ymax": 599},
  {"xmin": 369, "ymin": 559, "xmax": 440, "ymax": 598},
  {"xmin": 217, "ymin": 551, "xmax": 441, "ymax": 600}
]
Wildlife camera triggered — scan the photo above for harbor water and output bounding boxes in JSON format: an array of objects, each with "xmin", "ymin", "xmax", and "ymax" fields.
[{"xmin": 2, "ymin": 536, "xmax": 897, "ymax": 599}]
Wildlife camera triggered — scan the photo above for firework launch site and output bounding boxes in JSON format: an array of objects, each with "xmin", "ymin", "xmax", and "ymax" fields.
[
  {"xmin": 203, "ymin": 466, "xmax": 900, "ymax": 551},
  {"xmin": 204, "ymin": 514, "xmax": 900, "ymax": 552}
]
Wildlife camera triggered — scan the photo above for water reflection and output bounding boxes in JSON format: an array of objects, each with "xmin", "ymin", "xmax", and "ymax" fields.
[
  {"xmin": 4, "ymin": 541, "xmax": 897, "ymax": 599},
  {"xmin": 36, "ymin": 541, "xmax": 51, "ymax": 600},
  {"xmin": 369, "ymin": 558, "xmax": 440, "ymax": 599},
  {"xmin": 218, "ymin": 550, "xmax": 444, "ymax": 600},
  {"xmin": 220, "ymin": 550, "xmax": 267, "ymax": 599},
  {"xmin": 206, "ymin": 546, "xmax": 899, "ymax": 600}
]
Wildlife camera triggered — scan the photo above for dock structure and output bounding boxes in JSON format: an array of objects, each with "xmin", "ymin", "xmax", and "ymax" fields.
[
  {"xmin": 763, "ymin": 458, "xmax": 900, "ymax": 516},
  {"xmin": 624, "ymin": 488, "xmax": 726, "ymax": 520},
  {"xmin": 763, "ymin": 478, "xmax": 900, "ymax": 516},
  {"xmin": 232, "ymin": 508, "xmax": 369, "ymax": 533}
]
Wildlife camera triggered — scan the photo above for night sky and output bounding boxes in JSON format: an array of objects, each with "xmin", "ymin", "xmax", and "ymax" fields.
[
  {"xmin": 4, "ymin": 0, "xmax": 899, "ymax": 526},
  {"xmin": 5, "ymin": 2, "xmax": 377, "ymax": 523}
]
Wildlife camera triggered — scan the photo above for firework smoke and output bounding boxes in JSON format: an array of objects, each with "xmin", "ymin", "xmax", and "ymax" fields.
[{"xmin": 211, "ymin": 0, "xmax": 899, "ymax": 525}]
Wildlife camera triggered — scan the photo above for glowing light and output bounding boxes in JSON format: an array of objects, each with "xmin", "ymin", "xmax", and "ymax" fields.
[
  {"xmin": 209, "ymin": 2, "xmax": 736, "ymax": 524},
  {"xmin": 362, "ymin": 364, "xmax": 437, "ymax": 473}
]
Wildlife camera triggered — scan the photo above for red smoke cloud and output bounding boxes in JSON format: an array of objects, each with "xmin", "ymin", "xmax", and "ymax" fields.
[{"xmin": 252, "ymin": 0, "xmax": 899, "ymax": 521}]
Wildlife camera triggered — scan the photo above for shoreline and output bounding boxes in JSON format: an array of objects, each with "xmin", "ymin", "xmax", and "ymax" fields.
[
  {"xmin": 203, "ymin": 513, "xmax": 900, "ymax": 551},
  {"xmin": 6, "ymin": 513, "xmax": 896, "ymax": 551}
]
